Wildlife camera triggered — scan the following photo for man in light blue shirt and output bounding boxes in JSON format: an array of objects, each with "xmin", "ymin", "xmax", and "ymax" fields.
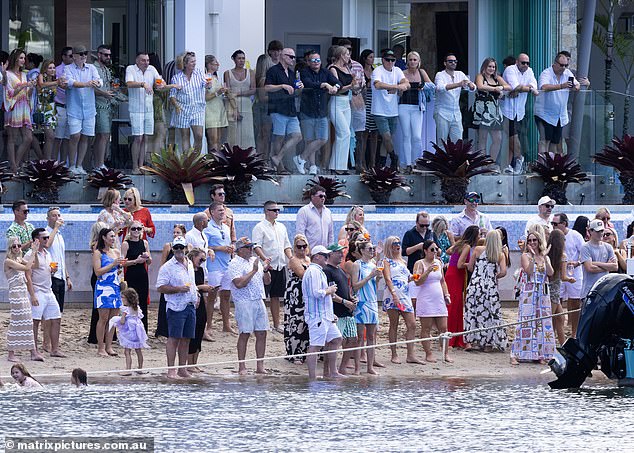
[{"xmin": 64, "ymin": 44, "xmax": 102, "ymax": 175}]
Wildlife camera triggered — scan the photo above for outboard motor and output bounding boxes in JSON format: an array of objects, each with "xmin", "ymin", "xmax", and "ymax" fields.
[{"xmin": 548, "ymin": 274, "xmax": 634, "ymax": 389}]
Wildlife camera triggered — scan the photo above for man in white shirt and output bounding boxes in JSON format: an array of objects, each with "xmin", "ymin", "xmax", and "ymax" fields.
[
  {"xmin": 296, "ymin": 185, "xmax": 334, "ymax": 249},
  {"xmin": 371, "ymin": 49, "xmax": 409, "ymax": 169},
  {"xmin": 252, "ymin": 201, "xmax": 292, "ymax": 333},
  {"xmin": 45, "ymin": 207, "xmax": 72, "ymax": 313},
  {"xmin": 185, "ymin": 213, "xmax": 209, "ymax": 251},
  {"xmin": 126, "ymin": 52, "xmax": 161, "ymax": 174},
  {"xmin": 524, "ymin": 196, "xmax": 556, "ymax": 238},
  {"xmin": 501, "ymin": 53, "xmax": 539, "ymax": 174},
  {"xmin": 434, "ymin": 53, "xmax": 476, "ymax": 145},
  {"xmin": 534, "ymin": 52, "xmax": 582, "ymax": 155},
  {"xmin": 449, "ymin": 192, "xmax": 492, "ymax": 238}
]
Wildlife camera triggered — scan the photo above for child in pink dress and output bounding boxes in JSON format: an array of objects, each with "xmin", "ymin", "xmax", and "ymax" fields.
[{"xmin": 110, "ymin": 288, "xmax": 149, "ymax": 374}]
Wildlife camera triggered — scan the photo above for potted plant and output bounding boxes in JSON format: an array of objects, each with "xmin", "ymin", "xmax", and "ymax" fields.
[
  {"xmin": 86, "ymin": 167, "xmax": 133, "ymax": 199},
  {"xmin": 360, "ymin": 166, "xmax": 411, "ymax": 204},
  {"xmin": 140, "ymin": 146, "xmax": 215, "ymax": 205},
  {"xmin": 532, "ymin": 152, "xmax": 589, "ymax": 205},
  {"xmin": 0, "ymin": 161, "xmax": 14, "ymax": 201},
  {"xmin": 303, "ymin": 176, "xmax": 351, "ymax": 205},
  {"xmin": 207, "ymin": 143, "xmax": 278, "ymax": 204},
  {"xmin": 593, "ymin": 134, "xmax": 634, "ymax": 203},
  {"xmin": 415, "ymin": 138, "xmax": 497, "ymax": 204},
  {"xmin": 17, "ymin": 160, "xmax": 78, "ymax": 203}
]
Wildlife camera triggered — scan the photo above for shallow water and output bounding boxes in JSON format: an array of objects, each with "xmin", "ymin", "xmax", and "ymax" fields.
[{"xmin": 1, "ymin": 376, "xmax": 632, "ymax": 452}]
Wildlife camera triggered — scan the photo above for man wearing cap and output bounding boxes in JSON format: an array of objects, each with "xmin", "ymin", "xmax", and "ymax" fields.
[
  {"xmin": 402, "ymin": 211, "xmax": 434, "ymax": 273},
  {"xmin": 371, "ymin": 49, "xmax": 410, "ymax": 169},
  {"xmin": 157, "ymin": 236, "xmax": 199, "ymax": 379},
  {"xmin": 64, "ymin": 44, "xmax": 103, "ymax": 174},
  {"xmin": 226, "ymin": 237, "xmax": 272, "ymax": 375},
  {"xmin": 302, "ymin": 245, "xmax": 343, "ymax": 379},
  {"xmin": 579, "ymin": 219, "xmax": 618, "ymax": 303},
  {"xmin": 524, "ymin": 196, "xmax": 556, "ymax": 238},
  {"xmin": 434, "ymin": 53, "xmax": 476, "ymax": 145},
  {"xmin": 296, "ymin": 185, "xmax": 334, "ymax": 249},
  {"xmin": 551, "ymin": 212, "xmax": 585, "ymax": 337},
  {"xmin": 252, "ymin": 201, "xmax": 292, "ymax": 333},
  {"xmin": 449, "ymin": 192, "xmax": 492, "ymax": 239},
  {"xmin": 323, "ymin": 243, "xmax": 358, "ymax": 375}
]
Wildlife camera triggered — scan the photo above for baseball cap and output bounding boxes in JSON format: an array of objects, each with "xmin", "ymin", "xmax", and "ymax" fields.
[
  {"xmin": 235, "ymin": 237, "xmax": 254, "ymax": 250},
  {"xmin": 382, "ymin": 50, "xmax": 396, "ymax": 59},
  {"xmin": 311, "ymin": 245, "xmax": 332, "ymax": 256},
  {"xmin": 464, "ymin": 191, "xmax": 480, "ymax": 200},
  {"xmin": 327, "ymin": 243, "xmax": 347, "ymax": 252},
  {"xmin": 172, "ymin": 237, "xmax": 187, "ymax": 247},
  {"xmin": 538, "ymin": 196, "xmax": 556, "ymax": 206},
  {"xmin": 588, "ymin": 219, "xmax": 605, "ymax": 232},
  {"xmin": 73, "ymin": 44, "xmax": 88, "ymax": 54}
]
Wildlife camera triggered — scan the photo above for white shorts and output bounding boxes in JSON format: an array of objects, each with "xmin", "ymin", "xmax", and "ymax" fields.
[
  {"xmin": 130, "ymin": 111, "xmax": 154, "ymax": 136},
  {"xmin": 307, "ymin": 317, "xmax": 342, "ymax": 347},
  {"xmin": 208, "ymin": 270, "xmax": 226, "ymax": 288},
  {"xmin": 31, "ymin": 290, "xmax": 62, "ymax": 320},
  {"xmin": 54, "ymin": 106, "xmax": 70, "ymax": 140},
  {"xmin": 233, "ymin": 298, "xmax": 269, "ymax": 333},
  {"xmin": 561, "ymin": 278, "xmax": 582, "ymax": 300},
  {"xmin": 68, "ymin": 115, "xmax": 96, "ymax": 136}
]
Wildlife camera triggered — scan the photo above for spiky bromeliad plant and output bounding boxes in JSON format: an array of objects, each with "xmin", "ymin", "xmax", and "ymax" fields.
[
  {"xmin": 415, "ymin": 138, "xmax": 496, "ymax": 204},
  {"xmin": 18, "ymin": 160, "xmax": 77, "ymax": 203},
  {"xmin": 593, "ymin": 134, "xmax": 634, "ymax": 204},
  {"xmin": 0, "ymin": 160, "xmax": 14, "ymax": 199},
  {"xmin": 140, "ymin": 146, "xmax": 215, "ymax": 205},
  {"xmin": 207, "ymin": 144, "xmax": 278, "ymax": 204},
  {"xmin": 86, "ymin": 168, "xmax": 133, "ymax": 199},
  {"xmin": 532, "ymin": 152, "xmax": 589, "ymax": 205},
  {"xmin": 303, "ymin": 176, "xmax": 351, "ymax": 205},
  {"xmin": 360, "ymin": 166, "xmax": 411, "ymax": 204}
]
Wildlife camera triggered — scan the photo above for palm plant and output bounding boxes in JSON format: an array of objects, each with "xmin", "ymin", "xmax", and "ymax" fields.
[
  {"xmin": 207, "ymin": 144, "xmax": 278, "ymax": 204},
  {"xmin": 86, "ymin": 167, "xmax": 133, "ymax": 199},
  {"xmin": 532, "ymin": 152, "xmax": 589, "ymax": 205},
  {"xmin": 415, "ymin": 138, "xmax": 496, "ymax": 204},
  {"xmin": 17, "ymin": 160, "xmax": 77, "ymax": 203},
  {"xmin": 303, "ymin": 176, "xmax": 351, "ymax": 205},
  {"xmin": 140, "ymin": 146, "xmax": 215, "ymax": 205},
  {"xmin": 593, "ymin": 134, "xmax": 634, "ymax": 203},
  {"xmin": 360, "ymin": 166, "xmax": 411, "ymax": 204}
]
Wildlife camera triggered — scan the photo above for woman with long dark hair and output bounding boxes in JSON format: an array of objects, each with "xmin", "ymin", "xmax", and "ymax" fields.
[
  {"xmin": 5, "ymin": 48, "xmax": 34, "ymax": 171},
  {"xmin": 547, "ymin": 229, "xmax": 575, "ymax": 346}
]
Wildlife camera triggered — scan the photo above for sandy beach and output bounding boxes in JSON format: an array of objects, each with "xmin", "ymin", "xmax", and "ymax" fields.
[{"xmin": 0, "ymin": 305, "xmax": 609, "ymax": 385}]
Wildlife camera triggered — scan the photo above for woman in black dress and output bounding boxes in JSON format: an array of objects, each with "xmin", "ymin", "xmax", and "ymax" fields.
[
  {"xmin": 283, "ymin": 234, "xmax": 311, "ymax": 363},
  {"xmin": 155, "ymin": 224, "xmax": 187, "ymax": 338},
  {"xmin": 121, "ymin": 220, "xmax": 152, "ymax": 332},
  {"xmin": 187, "ymin": 247, "xmax": 211, "ymax": 372}
]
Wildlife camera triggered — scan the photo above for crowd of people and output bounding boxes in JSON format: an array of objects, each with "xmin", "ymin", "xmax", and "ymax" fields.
[
  {"xmin": 3, "ymin": 185, "xmax": 632, "ymax": 379},
  {"xmin": 0, "ymin": 41, "xmax": 589, "ymax": 177}
]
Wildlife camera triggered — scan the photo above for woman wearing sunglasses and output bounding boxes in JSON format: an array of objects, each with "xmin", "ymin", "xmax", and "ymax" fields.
[
  {"xmin": 283, "ymin": 234, "xmax": 311, "ymax": 363},
  {"xmin": 337, "ymin": 206, "xmax": 367, "ymax": 242},
  {"xmin": 122, "ymin": 187, "xmax": 155, "ymax": 240},
  {"xmin": 602, "ymin": 227, "xmax": 626, "ymax": 273},
  {"xmin": 121, "ymin": 220, "xmax": 152, "ymax": 332}
]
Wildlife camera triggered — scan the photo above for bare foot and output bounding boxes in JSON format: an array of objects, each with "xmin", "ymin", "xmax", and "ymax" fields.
[
  {"xmin": 42, "ymin": 345, "xmax": 51, "ymax": 353},
  {"xmin": 352, "ymin": 370, "xmax": 361, "ymax": 376},
  {"xmin": 238, "ymin": 368, "xmax": 248, "ymax": 376},
  {"xmin": 166, "ymin": 372, "xmax": 182, "ymax": 380},
  {"xmin": 30, "ymin": 353, "xmax": 45, "ymax": 362},
  {"xmin": 391, "ymin": 356, "xmax": 402, "ymax": 364},
  {"xmin": 510, "ymin": 358, "xmax": 519, "ymax": 366},
  {"xmin": 366, "ymin": 369, "xmax": 379, "ymax": 376},
  {"xmin": 135, "ymin": 370, "xmax": 149, "ymax": 375},
  {"xmin": 255, "ymin": 368, "xmax": 270, "ymax": 375},
  {"xmin": 8, "ymin": 353, "xmax": 18, "ymax": 362},
  {"xmin": 50, "ymin": 351, "xmax": 67, "ymax": 358},
  {"xmin": 425, "ymin": 354, "xmax": 437, "ymax": 363},
  {"xmin": 373, "ymin": 361, "xmax": 386, "ymax": 368},
  {"xmin": 120, "ymin": 371, "xmax": 133, "ymax": 376},
  {"xmin": 177, "ymin": 370, "xmax": 192, "ymax": 378},
  {"xmin": 223, "ymin": 327, "xmax": 238, "ymax": 335},
  {"xmin": 97, "ymin": 350, "xmax": 109, "ymax": 358},
  {"xmin": 202, "ymin": 333, "xmax": 214, "ymax": 342},
  {"xmin": 328, "ymin": 372, "xmax": 347, "ymax": 378},
  {"xmin": 106, "ymin": 350, "xmax": 118, "ymax": 357},
  {"xmin": 406, "ymin": 357, "xmax": 425, "ymax": 365},
  {"xmin": 444, "ymin": 355, "xmax": 454, "ymax": 363}
]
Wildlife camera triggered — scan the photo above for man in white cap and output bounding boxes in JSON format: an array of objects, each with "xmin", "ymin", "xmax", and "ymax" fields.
[
  {"xmin": 524, "ymin": 196, "xmax": 556, "ymax": 237},
  {"xmin": 302, "ymin": 245, "xmax": 343, "ymax": 379},
  {"xmin": 579, "ymin": 219, "xmax": 617, "ymax": 303}
]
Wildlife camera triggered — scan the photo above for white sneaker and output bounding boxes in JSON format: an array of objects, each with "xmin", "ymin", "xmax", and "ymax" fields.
[
  {"xmin": 309, "ymin": 165, "xmax": 319, "ymax": 175},
  {"xmin": 514, "ymin": 157, "xmax": 524, "ymax": 175},
  {"xmin": 76, "ymin": 166, "xmax": 87, "ymax": 175},
  {"xmin": 503, "ymin": 165, "xmax": 514, "ymax": 174},
  {"xmin": 293, "ymin": 155, "xmax": 306, "ymax": 174},
  {"xmin": 70, "ymin": 166, "xmax": 80, "ymax": 175}
]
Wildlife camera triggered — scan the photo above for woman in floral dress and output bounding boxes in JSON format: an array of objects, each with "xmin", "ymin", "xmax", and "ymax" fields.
[
  {"xmin": 36, "ymin": 59, "xmax": 58, "ymax": 159},
  {"xmin": 5, "ymin": 48, "xmax": 34, "ymax": 171},
  {"xmin": 283, "ymin": 234, "xmax": 311, "ymax": 363}
]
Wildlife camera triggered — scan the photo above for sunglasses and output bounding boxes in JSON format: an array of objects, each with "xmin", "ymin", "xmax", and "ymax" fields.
[
  {"xmin": 446, "ymin": 60, "xmax": 457, "ymax": 63},
  {"xmin": 557, "ymin": 62, "xmax": 569, "ymax": 67},
  {"xmin": 418, "ymin": 223, "xmax": 430, "ymax": 228},
  {"xmin": 78, "ymin": 52, "xmax": 88, "ymax": 56},
  {"xmin": 11, "ymin": 244, "xmax": 21, "ymax": 249},
  {"xmin": 309, "ymin": 58, "xmax": 321, "ymax": 63},
  {"xmin": 365, "ymin": 247, "xmax": 376, "ymax": 252},
  {"xmin": 296, "ymin": 244, "xmax": 308, "ymax": 249},
  {"xmin": 544, "ymin": 204, "xmax": 555, "ymax": 209},
  {"xmin": 315, "ymin": 194, "xmax": 326, "ymax": 198},
  {"xmin": 284, "ymin": 54, "xmax": 296, "ymax": 59},
  {"xmin": 64, "ymin": 53, "xmax": 73, "ymax": 58},
  {"xmin": 172, "ymin": 245, "xmax": 186, "ymax": 250},
  {"xmin": 550, "ymin": 221, "xmax": 560, "ymax": 226},
  {"xmin": 215, "ymin": 192, "xmax": 226, "ymax": 196},
  {"xmin": 384, "ymin": 58, "xmax": 396, "ymax": 62},
  {"xmin": 603, "ymin": 232, "xmax": 613, "ymax": 237},
  {"xmin": 41, "ymin": 236, "xmax": 50, "ymax": 241},
  {"xmin": 345, "ymin": 227, "xmax": 358, "ymax": 232},
  {"xmin": 519, "ymin": 61, "xmax": 530, "ymax": 66},
  {"xmin": 392, "ymin": 242, "xmax": 401, "ymax": 247},
  {"xmin": 130, "ymin": 227, "xmax": 143, "ymax": 231},
  {"xmin": 466, "ymin": 198, "xmax": 479, "ymax": 203},
  {"xmin": 527, "ymin": 238, "xmax": 538, "ymax": 243},
  {"xmin": 267, "ymin": 208, "xmax": 280, "ymax": 212},
  {"xmin": 123, "ymin": 197, "xmax": 134, "ymax": 201},
  {"xmin": 20, "ymin": 209, "xmax": 30, "ymax": 214}
]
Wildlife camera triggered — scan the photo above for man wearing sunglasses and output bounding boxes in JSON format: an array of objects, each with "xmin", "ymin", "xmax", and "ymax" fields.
[
  {"xmin": 580, "ymin": 219, "xmax": 617, "ymax": 306},
  {"xmin": 449, "ymin": 192, "xmax": 492, "ymax": 239},
  {"xmin": 500, "ymin": 53, "xmax": 539, "ymax": 175},
  {"xmin": 523, "ymin": 196, "xmax": 556, "ymax": 238},
  {"xmin": 6, "ymin": 200, "xmax": 34, "ymax": 251},
  {"xmin": 402, "ymin": 211, "xmax": 434, "ymax": 273},
  {"xmin": 296, "ymin": 185, "xmax": 334, "ymax": 249},
  {"xmin": 53, "ymin": 47, "xmax": 73, "ymax": 155},
  {"xmin": 253, "ymin": 201, "xmax": 292, "ymax": 333},
  {"xmin": 296, "ymin": 51, "xmax": 340, "ymax": 175},
  {"xmin": 371, "ymin": 49, "xmax": 410, "ymax": 169},
  {"xmin": 265, "ymin": 47, "xmax": 303, "ymax": 174}
]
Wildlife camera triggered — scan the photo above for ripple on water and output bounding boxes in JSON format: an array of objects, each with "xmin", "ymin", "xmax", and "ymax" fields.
[{"xmin": 1, "ymin": 377, "xmax": 633, "ymax": 452}]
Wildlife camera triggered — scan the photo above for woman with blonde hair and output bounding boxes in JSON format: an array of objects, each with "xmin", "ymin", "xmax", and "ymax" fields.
[
  {"xmin": 464, "ymin": 229, "xmax": 508, "ymax": 351},
  {"xmin": 595, "ymin": 207, "xmax": 614, "ymax": 229},
  {"xmin": 510, "ymin": 229, "xmax": 555, "ymax": 364},
  {"xmin": 381, "ymin": 235, "xmax": 422, "ymax": 364},
  {"xmin": 328, "ymin": 46, "xmax": 356, "ymax": 174},
  {"xmin": 97, "ymin": 188, "xmax": 133, "ymax": 246},
  {"xmin": 337, "ymin": 205, "xmax": 367, "ymax": 241},
  {"xmin": 431, "ymin": 215, "xmax": 454, "ymax": 265},
  {"xmin": 121, "ymin": 220, "xmax": 152, "ymax": 332},
  {"xmin": 4, "ymin": 236, "xmax": 43, "ymax": 362},
  {"xmin": 602, "ymin": 226, "xmax": 627, "ymax": 272},
  {"xmin": 122, "ymin": 187, "xmax": 155, "ymax": 240}
]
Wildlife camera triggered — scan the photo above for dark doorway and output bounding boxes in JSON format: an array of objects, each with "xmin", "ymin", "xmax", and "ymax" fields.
[{"xmin": 435, "ymin": 11, "xmax": 468, "ymax": 74}]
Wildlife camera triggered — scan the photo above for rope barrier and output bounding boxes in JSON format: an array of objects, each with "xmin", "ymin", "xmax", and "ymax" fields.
[{"xmin": 0, "ymin": 309, "xmax": 581, "ymax": 380}]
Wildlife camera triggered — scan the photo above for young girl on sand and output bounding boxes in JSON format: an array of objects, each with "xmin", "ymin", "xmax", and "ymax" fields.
[
  {"xmin": 110, "ymin": 288, "xmax": 149, "ymax": 375},
  {"xmin": 11, "ymin": 363, "xmax": 43, "ymax": 388}
]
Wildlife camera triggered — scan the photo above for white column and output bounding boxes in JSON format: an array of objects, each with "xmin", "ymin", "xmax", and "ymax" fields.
[{"xmin": 174, "ymin": 0, "xmax": 206, "ymax": 60}]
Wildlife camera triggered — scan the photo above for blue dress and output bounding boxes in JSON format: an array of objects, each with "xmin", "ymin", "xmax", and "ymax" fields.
[
  {"xmin": 94, "ymin": 253, "xmax": 122, "ymax": 309},
  {"xmin": 354, "ymin": 260, "xmax": 379, "ymax": 324},
  {"xmin": 382, "ymin": 259, "xmax": 414, "ymax": 313}
]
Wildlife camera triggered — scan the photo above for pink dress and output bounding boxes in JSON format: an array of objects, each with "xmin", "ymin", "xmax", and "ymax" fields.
[
  {"xmin": 412, "ymin": 259, "xmax": 447, "ymax": 317},
  {"xmin": 4, "ymin": 71, "xmax": 33, "ymax": 129},
  {"xmin": 109, "ymin": 306, "xmax": 149, "ymax": 349}
]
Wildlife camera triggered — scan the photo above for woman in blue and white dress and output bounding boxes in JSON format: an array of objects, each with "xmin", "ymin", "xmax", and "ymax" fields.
[
  {"xmin": 351, "ymin": 240, "xmax": 383, "ymax": 375},
  {"xmin": 92, "ymin": 228, "xmax": 123, "ymax": 357}
]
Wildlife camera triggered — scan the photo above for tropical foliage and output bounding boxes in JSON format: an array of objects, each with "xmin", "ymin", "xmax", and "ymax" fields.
[
  {"xmin": 532, "ymin": 152, "xmax": 589, "ymax": 205},
  {"xmin": 17, "ymin": 160, "xmax": 77, "ymax": 203},
  {"xmin": 360, "ymin": 166, "xmax": 411, "ymax": 204}
]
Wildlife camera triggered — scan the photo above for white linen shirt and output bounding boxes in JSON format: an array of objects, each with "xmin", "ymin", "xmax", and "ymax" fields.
[
  {"xmin": 185, "ymin": 227, "xmax": 208, "ymax": 250},
  {"xmin": 125, "ymin": 64, "xmax": 160, "ymax": 113},
  {"xmin": 45, "ymin": 226, "xmax": 66, "ymax": 280},
  {"xmin": 534, "ymin": 67, "xmax": 578, "ymax": 127},
  {"xmin": 252, "ymin": 219, "xmax": 291, "ymax": 271},
  {"xmin": 156, "ymin": 257, "xmax": 198, "ymax": 312},
  {"xmin": 295, "ymin": 202, "xmax": 334, "ymax": 249},
  {"xmin": 434, "ymin": 70, "xmax": 474, "ymax": 122},
  {"xmin": 500, "ymin": 64, "xmax": 537, "ymax": 121}
]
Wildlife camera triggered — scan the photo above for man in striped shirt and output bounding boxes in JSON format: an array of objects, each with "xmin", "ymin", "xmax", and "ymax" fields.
[{"xmin": 302, "ymin": 245, "xmax": 343, "ymax": 379}]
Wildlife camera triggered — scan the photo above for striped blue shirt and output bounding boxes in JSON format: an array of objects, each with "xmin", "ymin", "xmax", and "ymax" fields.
[
  {"xmin": 64, "ymin": 63, "xmax": 102, "ymax": 119},
  {"xmin": 170, "ymin": 68, "xmax": 206, "ymax": 116},
  {"xmin": 302, "ymin": 263, "xmax": 334, "ymax": 321}
]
